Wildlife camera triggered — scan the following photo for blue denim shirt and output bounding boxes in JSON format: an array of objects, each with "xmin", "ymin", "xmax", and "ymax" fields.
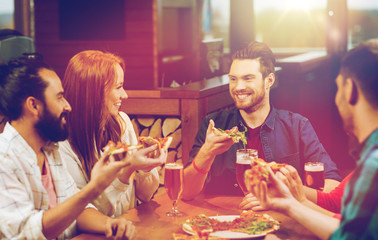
[{"xmin": 188, "ymin": 107, "xmax": 341, "ymax": 195}]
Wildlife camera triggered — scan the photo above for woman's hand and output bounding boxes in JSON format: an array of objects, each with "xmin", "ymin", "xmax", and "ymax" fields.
[
  {"xmin": 104, "ymin": 218, "xmax": 135, "ymax": 240},
  {"xmin": 128, "ymin": 145, "xmax": 167, "ymax": 172},
  {"xmin": 239, "ymin": 193, "xmax": 267, "ymax": 210}
]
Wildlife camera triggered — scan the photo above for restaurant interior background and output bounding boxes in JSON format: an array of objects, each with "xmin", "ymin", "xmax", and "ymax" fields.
[{"xmin": 1, "ymin": 0, "xmax": 378, "ymax": 179}]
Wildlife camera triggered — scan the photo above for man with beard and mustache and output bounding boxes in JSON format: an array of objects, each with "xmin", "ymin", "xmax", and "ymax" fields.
[
  {"xmin": 249, "ymin": 39, "xmax": 378, "ymax": 240},
  {"xmin": 182, "ymin": 41, "xmax": 341, "ymax": 200},
  {"xmin": 0, "ymin": 54, "xmax": 135, "ymax": 239}
]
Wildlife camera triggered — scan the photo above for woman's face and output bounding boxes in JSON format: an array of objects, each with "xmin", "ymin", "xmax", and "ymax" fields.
[{"xmin": 105, "ymin": 64, "xmax": 128, "ymax": 117}]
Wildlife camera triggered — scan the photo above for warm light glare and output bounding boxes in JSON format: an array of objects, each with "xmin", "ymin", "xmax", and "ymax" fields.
[
  {"xmin": 283, "ymin": 0, "xmax": 313, "ymax": 11},
  {"xmin": 255, "ymin": 0, "xmax": 325, "ymax": 13}
]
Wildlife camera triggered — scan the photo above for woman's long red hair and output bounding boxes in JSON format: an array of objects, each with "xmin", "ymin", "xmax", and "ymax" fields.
[{"xmin": 63, "ymin": 50, "xmax": 125, "ymax": 179}]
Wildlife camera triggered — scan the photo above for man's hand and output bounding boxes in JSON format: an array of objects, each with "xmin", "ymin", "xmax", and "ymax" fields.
[
  {"xmin": 104, "ymin": 218, "xmax": 135, "ymax": 240},
  {"xmin": 239, "ymin": 193, "xmax": 267, "ymax": 210},
  {"xmin": 202, "ymin": 119, "xmax": 235, "ymax": 156},
  {"xmin": 90, "ymin": 149, "xmax": 132, "ymax": 194},
  {"xmin": 277, "ymin": 165, "xmax": 307, "ymax": 203},
  {"xmin": 251, "ymin": 167, "xmax": 298, "ymax": 213}
]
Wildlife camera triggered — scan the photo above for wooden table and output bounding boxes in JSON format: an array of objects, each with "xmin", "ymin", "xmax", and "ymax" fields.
[{"xmin": 74, "ymin": 193, "xmax": 319, "ymax": 240}]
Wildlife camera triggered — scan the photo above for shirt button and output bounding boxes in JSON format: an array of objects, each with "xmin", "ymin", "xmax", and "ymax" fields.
[{"xmin": 234, "ymin": 183, "xmax": 238, "ymax": 188}]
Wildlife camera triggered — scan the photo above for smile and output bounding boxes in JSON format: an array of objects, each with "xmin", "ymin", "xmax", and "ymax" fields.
[{"xmin": 234, "ymin": 93, "xmax": 251, "ymax": 100}]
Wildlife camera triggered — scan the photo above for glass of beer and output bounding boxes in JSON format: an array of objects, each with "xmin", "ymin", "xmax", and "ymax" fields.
[
  {"xmin": 236, "ymin": 149, "xmax": 258, "ymax": 195},
  {"xmin": 304, "ymin": 162, "xmax": 324, "ymax": 191},
  {"xmin": 164, "ymin": 162, "xmax": 184, "ymax": 217}
]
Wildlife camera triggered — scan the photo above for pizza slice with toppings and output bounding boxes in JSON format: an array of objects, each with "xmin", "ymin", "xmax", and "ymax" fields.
[
  {"xmin": 138, "ymin": 136, "xmax": 173, "ymax": 158},
  {"xmin": 212, "ymin": 125, "xmax": 247, "ymax": 147},
  {"xmin": 103, "ymin": 140, "xmax": 142, "ymax": 161},
  {"xmin": 245, "ymin": 158, "xmax": 288, "ymax": 192}
]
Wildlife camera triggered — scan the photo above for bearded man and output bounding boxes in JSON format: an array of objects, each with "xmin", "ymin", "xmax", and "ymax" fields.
[
  {"xmin": 0, "ymin": 54, "xmax": 135, "ymax": 239},
  {"xmin": 182, "ymin": 41, "xmax": 341, "ymax": 200}
]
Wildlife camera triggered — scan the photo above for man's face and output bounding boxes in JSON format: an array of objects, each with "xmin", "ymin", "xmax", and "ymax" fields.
[
  {"xmin": 35, "ymin": 68, "xmax": 72, "ymax": 142},
  {"xmin": 335, "ymin": 74, "xmax": 353, "ymax": 135},
  {"xmin": 228, "ymin": 59, "xmax": 269, "ymax": 112}
]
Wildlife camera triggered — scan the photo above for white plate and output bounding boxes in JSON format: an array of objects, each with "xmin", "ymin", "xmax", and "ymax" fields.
[{"xmin": 182, "ymin": 215, "xmax": 270, "ymax": 239}]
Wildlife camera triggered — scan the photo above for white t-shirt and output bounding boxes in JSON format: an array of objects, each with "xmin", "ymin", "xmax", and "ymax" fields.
[{"xmin": 59, "ymin": 112, "xmax": 159, "ymax": 217}]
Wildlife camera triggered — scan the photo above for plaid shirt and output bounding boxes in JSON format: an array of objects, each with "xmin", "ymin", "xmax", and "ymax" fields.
[
  {"xmin": 0, "ymin": 123, "xmax": 78, "ymax": 239},
  {"xmin": 330, "ymin": 129, "xmax": 378, "ymax": 239}
]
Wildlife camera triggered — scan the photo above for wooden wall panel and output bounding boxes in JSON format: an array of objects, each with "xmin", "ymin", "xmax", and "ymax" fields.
[{"xmin": 34, "ymin": 0, "xmax": 156, "ymax": 89}]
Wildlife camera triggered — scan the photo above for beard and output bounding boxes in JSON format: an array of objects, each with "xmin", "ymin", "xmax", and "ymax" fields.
[
  {"xmin": 231, "ymin": 85, "xmax": 266, "ymax": 113},
  {"xmin": 35, "ymin": 107, "xmax": 69, "ymax": 142}
]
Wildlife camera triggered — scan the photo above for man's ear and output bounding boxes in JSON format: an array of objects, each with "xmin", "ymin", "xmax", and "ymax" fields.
[
  {"xmin": 24, "ymin": 96, "xmax": 43, "ymax": 117},
  {"xmin": 265, "ymin": 73, "xmax": 275, "ymax": 89},
  {"xmin": 345, "ymin": 78, "xmax": 358, "ymax": 105}
]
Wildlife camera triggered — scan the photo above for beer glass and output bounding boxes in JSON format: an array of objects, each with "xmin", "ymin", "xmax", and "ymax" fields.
[
  {"xmin": 304, "ymin": 162, "xmax": 324, "ymax": 191},
  {"xmin": 164, "ymin": 162, "xmax": 184, "ymax": 216},
  {"xmin": 236, "ymin": 149, "xmax": 258, "ymax": 194}
]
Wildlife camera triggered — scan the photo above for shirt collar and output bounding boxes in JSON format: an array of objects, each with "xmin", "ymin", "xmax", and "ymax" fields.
[
  {"xmin": 264, "ymin": 107, "xmax": 276, "ymax": 130},
  {"xmin": 236, "ymin": 106, "xmax": 276, "ymax": 131},
  {"xmin": 357, "ymin": 128, "xmax": 378, "ymax": 164}
]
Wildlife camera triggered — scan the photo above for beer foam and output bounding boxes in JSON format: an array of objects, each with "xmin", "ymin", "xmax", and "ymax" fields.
[
  {"xmin": 236, "ymin": 158, "xmax": 252, "ymax": 164},
  {"xmin": 305, "ymin": 165, "xmax": 324, "ymax": 171},
  {"xmin": 165, "ymin": 163, "xmax": 183, "ymax": 169}
]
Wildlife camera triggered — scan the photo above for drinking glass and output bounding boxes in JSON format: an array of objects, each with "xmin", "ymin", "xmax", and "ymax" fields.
[
  {"xmin": 164, "ymin": 162, "xmax": 184, "ymax": 216},
  {"xmin": 236, "ymin": 149, "xmax": 258, "ymax": 194},
  {"xmin": 304, "ymin": 162, "xmax": 324, "ymax": 191}
]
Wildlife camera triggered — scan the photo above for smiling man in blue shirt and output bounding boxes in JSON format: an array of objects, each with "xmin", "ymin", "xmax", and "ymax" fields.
[{"xmin": 182, "ymin": 41, "xmax": 341, "ymax": 200}]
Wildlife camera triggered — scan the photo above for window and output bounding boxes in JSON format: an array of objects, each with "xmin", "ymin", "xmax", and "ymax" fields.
[
  {"xmin": 0, "ymin": 0, "xmax": 14, "ymax": 29},
  {"xmin": 254, "ymin": 0, "xmax": 327, "ymax": 49},
  {"xmin": 347, "ymin": 0, "xmax": 378, "ymax": 48},
  {"xmin": 203, "ymin": 0, "xmax": 230, "ymax": 53}
]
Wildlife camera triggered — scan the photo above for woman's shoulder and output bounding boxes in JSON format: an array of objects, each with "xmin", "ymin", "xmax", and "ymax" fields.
[{"xmin": 118, "ymin": 111, "xmax": 132, "ymax": 126}]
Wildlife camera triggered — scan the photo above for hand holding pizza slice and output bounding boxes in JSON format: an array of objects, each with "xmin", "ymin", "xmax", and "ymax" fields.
[
  {"xmin": 212, "ymin": 124, "xmax": 247, "ymax": 147},
  {"xmin": 138, "ymin": 136, "xmax": 172, "ymax": 158},
  {"xmin": 103, "ymin": 140, "xmax": 142, "ymax": 161},
  {"xmin": 244, "ymin": 158, "xmax": 287, "ymax": 193}
]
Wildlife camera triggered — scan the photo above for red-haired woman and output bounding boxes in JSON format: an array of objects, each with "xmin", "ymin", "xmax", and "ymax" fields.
[{"xmin": 59, "ymin": 50, "xmax": 165, "ymax": 216}]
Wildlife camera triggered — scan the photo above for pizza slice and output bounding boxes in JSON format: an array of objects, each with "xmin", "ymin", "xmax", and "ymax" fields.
[
  {"xmin": 212, "ymin": 125, "xmax": 247, "ymax": 147},
  {"xmin": 231, "ymin": 210, "xmax": 280, "ymax": 235},
  {"xmin": 245, "ymin": 158, "xmax": 288, "ymax": 191},
  {"xmin": 138, "ymin": 136, "xmax": 173, "ymax": 158},
  {"xmin": 172, "ymin": 233, "xmax": 226, "ymax": 240},
  {"xmin": 103, "ymin": 141, "xmax": 142, "ymax": 161}
]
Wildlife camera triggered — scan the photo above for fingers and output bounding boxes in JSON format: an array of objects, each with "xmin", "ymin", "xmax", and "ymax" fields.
[
  {"xmin": 286, "ymin": 165, "xmax": 303, "ymax": 185},
  {"xmin": 114, "ymin": 222, "xmax": 126, "ymax": 239},
  {"xmin": 98, "ymin": 148, "xmax": 111, "ymax": 164},
  {"xmin": 206, "ymin": 119, "xmax": 215, "ymax": 136},
  {"xmin": 125, "ymin": 221, "xmax": 136, "ymax": 240},
  {"xmin": 105, "ymin": 220, "xmax": 113, "ymax": 238},
  {"xmin": 139, "ymin": 144, "xmax": 158, "ymax": 155},
  {"xmin": 276, "ymin": 171, "xmax": 290, "ymax": 187},
  {"xmin": 106, "ymin": 218, "xmax": 135, "ymax": 240},
  {"xmin": 240, "ymin": 198, "xmax": 264, "ymax": 210}
]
